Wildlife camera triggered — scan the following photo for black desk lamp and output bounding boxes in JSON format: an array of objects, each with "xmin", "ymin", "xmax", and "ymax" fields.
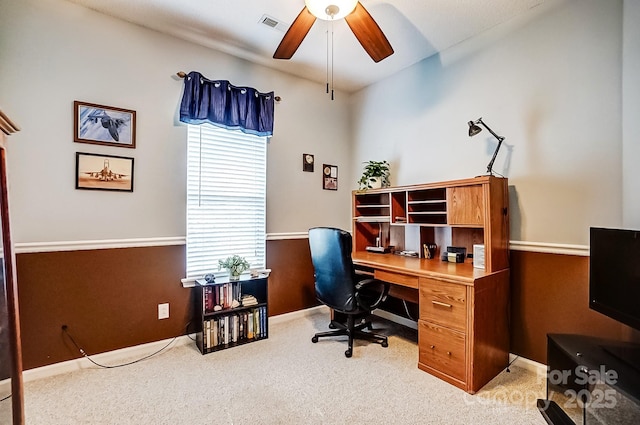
[{"xmin": 468, "ymin": 118, "xmax": 505, "ymax": 176}]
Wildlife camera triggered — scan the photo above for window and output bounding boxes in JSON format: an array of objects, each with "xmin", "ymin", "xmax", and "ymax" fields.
[{"xmin": 186, "ymin": 124, "xmax": 267, "ymax": 278}]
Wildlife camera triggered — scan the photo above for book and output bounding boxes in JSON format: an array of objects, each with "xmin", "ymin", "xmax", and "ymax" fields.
[
  {"xmin": 241, "ymin": 294, "xmax": 258, "ymax": 306},
  {"xmin": 248, "ymin": 311, "xmax": 254, "ymax": 339},
  {"xmin": 261, "ymin": 306, "xmax": 267, "ymax": 338},
  {"xmin": 224, "ymin": 316, "xmax": 229, "ymax": 345},
  {"xmin": 253, "ymin": 309, "xmax": 258, "ymax": 338},
  {"xmin": 204, "ymin": 320, "xmax": 209, "ymax": 349}
]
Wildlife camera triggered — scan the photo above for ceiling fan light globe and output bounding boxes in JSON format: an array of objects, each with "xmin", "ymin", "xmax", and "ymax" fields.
[{"xmin": 305, "ymin": 0, "xmax": 358, "ymax": 20}]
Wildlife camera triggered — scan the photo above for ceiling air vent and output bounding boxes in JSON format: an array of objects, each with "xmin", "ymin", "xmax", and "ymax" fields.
[{"xmin": 259, "ymin": 14, "xmax": 287, "ymax": 32}]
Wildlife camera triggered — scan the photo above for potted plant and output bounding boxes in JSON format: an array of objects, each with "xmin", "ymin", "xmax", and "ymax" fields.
[
  {"xmin": 218, "ymin": 255, "xmax": 250, "ymax": 280},
  {"xmin": 357, "ymin": 160, "xmax": 390, "ymax": 190}
]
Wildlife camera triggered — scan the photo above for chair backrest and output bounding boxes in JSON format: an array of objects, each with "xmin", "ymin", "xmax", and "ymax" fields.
[{"xmin": 308, "ymin": 227, "xmax": 358, "ymax": 313}]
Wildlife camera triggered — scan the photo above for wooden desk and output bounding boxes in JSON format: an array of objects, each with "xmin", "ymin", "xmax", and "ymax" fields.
[
  {"xmin": 353, "ymin": 251, "xmax": 510, "ymax": 394},
  {"xmin": 351, "ymin": 176, "xmax": 510, "ymax": 394}
]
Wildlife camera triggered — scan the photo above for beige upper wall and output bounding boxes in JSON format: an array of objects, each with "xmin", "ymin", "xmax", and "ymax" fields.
[
  {"xmin": 623, "ymin": 0, "xmax": 640, "ymax": 229},
  {"xmin": 351, "ymin": 0, "xmax": 625, "ymax": 246},
  {"xmin": 0, "ymin": 0, "xmax": 352, "ymax": 243},
  {"xmin": 2, "ymin": 0, "xmax": 635, "ymax": 247}
]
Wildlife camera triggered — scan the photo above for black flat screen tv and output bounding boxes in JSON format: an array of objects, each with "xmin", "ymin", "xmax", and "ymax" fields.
[{"xmin": 589, "ymin": 227, "xmax": 640, "ymax": 331}]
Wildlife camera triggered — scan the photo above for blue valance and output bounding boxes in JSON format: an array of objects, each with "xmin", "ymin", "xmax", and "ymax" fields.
[{"xmin": 179, "ymin": 71, "xmax": 275, "ymax": 137}]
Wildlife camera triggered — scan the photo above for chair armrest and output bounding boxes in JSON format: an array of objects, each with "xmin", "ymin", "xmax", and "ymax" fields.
[{"xmin": 354, "ymin": 278, "xmax": 389, "ymax": 311}]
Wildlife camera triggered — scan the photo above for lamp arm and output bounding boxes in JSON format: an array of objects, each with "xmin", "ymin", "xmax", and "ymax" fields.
[
  {"xmin": 485, "ymin": 137, "xmax": 504, "ymax": 175},
  {"xmin": 477, "ymin": 119, "xmax": 505, "ymax": 175}
]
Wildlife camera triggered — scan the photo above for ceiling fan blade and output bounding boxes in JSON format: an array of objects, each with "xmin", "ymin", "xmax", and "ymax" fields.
[
  {"xmin": 344, "ymin": 2, "xmax": 394, "ymax": 63},
  {"xmin": 273, "ymin": 7, "xmax": 316, "ymax": 60}
]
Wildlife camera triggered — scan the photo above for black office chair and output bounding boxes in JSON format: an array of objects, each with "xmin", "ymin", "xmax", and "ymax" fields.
[{"xmin": 308, "ymin": 227, "xmax": 390, "ymax": 357}]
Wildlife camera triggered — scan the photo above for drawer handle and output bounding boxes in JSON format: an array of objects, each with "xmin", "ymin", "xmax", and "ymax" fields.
[
  {"xmin": 447, "ymin": 351, "xmax": 452, "ymax": 356},
  {"xmin": 432, "ymin": 300, "xmax": 452, "ymax": 308},
  {"xmin": 430, "ymin": 345, "xmax": 435, "ymax": 349}
]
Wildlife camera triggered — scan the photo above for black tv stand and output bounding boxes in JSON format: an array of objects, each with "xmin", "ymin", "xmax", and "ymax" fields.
[
  {"xmin": 538, "ymin": 334, "xmax": 640, "ymax": 425},
  {"xmin": 601, "ymin": 344, "xmax": 640, "ymax": 374}
]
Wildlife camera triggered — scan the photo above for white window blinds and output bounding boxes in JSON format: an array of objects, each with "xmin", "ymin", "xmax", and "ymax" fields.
[{"xmin": 186, "ymin": 124, "xmax": 267, "ymax": 278}]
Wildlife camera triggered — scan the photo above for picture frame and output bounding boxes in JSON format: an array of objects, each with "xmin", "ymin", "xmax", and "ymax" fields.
[
  {"xmin": 76, "ymin": 152, "xmax": 134, "ymax": 192},
  {"xmin": 322, "ymin": 164, "xmax": 338, "ymax": 190},
  {"xmin": 303, "ymin": 153, "xmax": 314, "ymax": 172},
  {"xmin": 74, "ymin": 101, "xmax": 136, "ymax": 148}
]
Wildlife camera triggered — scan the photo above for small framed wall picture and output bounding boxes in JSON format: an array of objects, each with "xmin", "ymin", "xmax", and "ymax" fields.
[
  {"xmin": 303, "ymin": 153, "xmax": 314, "ymax": 172},
  {"xmin": 76, "ymin": 152, "xmax": 134, "ymax": 192},
  {"xmin": 74, "ymin": 101, "xmax": 136, "ymax": 148},
  {"xmin": 323, "ymin": 164, "xmax": 338, "ymax": 190}
]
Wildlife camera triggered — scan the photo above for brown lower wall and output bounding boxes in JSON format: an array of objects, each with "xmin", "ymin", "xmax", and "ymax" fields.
[
  {"xmin": 15, "ymin": 238, "xmax": 640, "ymax": 371},
  {"xmin": 16, "ymin": 245, "xmax": 191, "ymax": 370},
  {"xmin": 509, "ymin": 250, "xmax": 640, "ymax": 364},
  {"xmin": 16, "ymin": 239, "xmax": 317, "ymax": 370}
]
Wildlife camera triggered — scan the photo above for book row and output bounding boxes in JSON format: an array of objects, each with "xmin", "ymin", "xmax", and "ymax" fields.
[
  {"xmin": 202, "ymin": 306, "xmax": 267, "ymax": 350},
  {"xmin": 203, "ymin": 281, "xmax": 242, "ymax": 312}
]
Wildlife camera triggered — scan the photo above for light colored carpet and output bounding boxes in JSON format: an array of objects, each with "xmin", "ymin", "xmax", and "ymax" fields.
[{"xmin": 21, "ymin": 308, "xmax": 547, "ymax": 424}]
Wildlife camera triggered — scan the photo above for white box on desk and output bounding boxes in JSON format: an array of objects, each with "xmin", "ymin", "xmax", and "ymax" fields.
[{"xmin": 473, "ymin": 244, "xmax": 485, "ymax": 269}]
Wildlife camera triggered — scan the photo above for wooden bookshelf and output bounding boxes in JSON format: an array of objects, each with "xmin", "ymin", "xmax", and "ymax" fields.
[{"xmin": 195, "ymin": 274, "xmax": 268, "ymax": 354}]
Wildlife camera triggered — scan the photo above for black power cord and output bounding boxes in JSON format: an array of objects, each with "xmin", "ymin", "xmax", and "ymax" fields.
[
  {"xmin": 185, "ymin": 320, "xmax": 196, "ymax": 342},
  {"xmin": 0, "ymin": 393, "xmax": 11, "ymax": 402},
  {"xmin": 506, "ymin": 354, "xmax": 519, "ymax": 373},
  {"xmin": 61, "ymin": 325, "xmax": 177, "ymax": 369},
  {"xmin": 402, "ymin": 299, "xmax": 417, "ymax": 322}
]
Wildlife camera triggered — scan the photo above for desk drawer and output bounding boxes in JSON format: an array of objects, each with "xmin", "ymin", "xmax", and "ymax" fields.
[
  {"xmin": 419, "ymin": 320, "xmax": 466, "ymax": 382},
  {"xmin": 375, "ymin": 270, "xmax": 419, "ymax": 289},
  {"xmin": 419, "ymin": 278, "xmax": 467, "ymax": 331}
]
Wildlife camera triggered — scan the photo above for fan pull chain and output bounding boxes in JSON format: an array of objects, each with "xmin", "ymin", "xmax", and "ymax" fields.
[
  {"xmin": 326, "ymin": 19, "xmax": 330, "ymax": 95},
  {"xmin": 324, "ymin": 13, "xmax": 336, "ymax": 100},
  {"xmin": 330, "ymin": 20, "xmax": 334, "ymax": 101}
]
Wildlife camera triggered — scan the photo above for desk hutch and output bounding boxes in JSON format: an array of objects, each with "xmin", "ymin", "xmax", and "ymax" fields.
[{"xmin": 351, "ymin": 175, "xmax": 510, "ymax": 393}]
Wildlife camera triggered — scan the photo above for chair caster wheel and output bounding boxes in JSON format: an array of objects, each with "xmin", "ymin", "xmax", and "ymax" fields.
[
  {"xmin": 311, "ymin": 336, "xmax": 318, "ymax": 343},
  {"xmin": 345, "ymin": 349, "xmax": 352, "ymax": 358},
  {"xmin": 381, "ymin": 340, "xmax": 388, "ymax": 348},
  {"xmin": 367, "ymin": 323, "xmax": 373, "ymax": 330},
  {"xmin": 328, "ymin": 323, "xmax": 336, "ymax": 329}
]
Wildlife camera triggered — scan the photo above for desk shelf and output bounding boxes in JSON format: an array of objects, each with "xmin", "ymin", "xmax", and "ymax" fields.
[
  {"xmin": 352, "ymin": 176, "xmax": 509, "ymax": 272},
  {"xmin": 354, "ymin": 192, "xmax": 391, "ymax": 220}
]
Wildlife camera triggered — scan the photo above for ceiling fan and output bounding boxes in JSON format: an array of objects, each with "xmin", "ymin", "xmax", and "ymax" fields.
[{"xmin": 273, "ymin": 0, "xmax": 394, "ymax": 63}]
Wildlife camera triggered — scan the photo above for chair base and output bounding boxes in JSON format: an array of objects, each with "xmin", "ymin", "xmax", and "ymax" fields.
[{"xmin": 311, "ymin": 315, "xmax": 388, "ymax": 358}]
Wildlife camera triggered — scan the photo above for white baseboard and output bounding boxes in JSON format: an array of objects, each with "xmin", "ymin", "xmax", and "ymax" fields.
[
  {"xmin": 270, "ymin": 305, "xmax": 420, "ymax": 331},
  {"xmin": 510, "ymin": 353, "xmax": 547, "ymax": 378},
  {"xmin": 373, "ymin": 309, "xmax": 418, "ymax": 330},
  {"xmin": 22, "ymin": 335, "xmax": 194, "ymax": 383},
  {"xmin": 19, "ymin": 306, "xmax": 347, "ymax": 385},
  {"xmin": 18, "ymin": 307, "xmax": 548, "ymax": 386},
  {"xmin": 269, "ymin": 305, "xmax": 328, "ymax": 324},
  {"xmin": 18, "ymin": 307, "xmax": 323, "ymax": 385},
  {"xmin": 0, "ymin": 377, "xmax": 10, "ymax": 397},
  {"xmin": 375, "ymin": 310, "xmax": 546, "ymax": 377}
]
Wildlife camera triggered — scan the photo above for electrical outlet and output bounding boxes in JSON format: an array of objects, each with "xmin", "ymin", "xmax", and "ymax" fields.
[{"xmin": 158, "ymin": 303, "xmax": 169, "ymax": 320}]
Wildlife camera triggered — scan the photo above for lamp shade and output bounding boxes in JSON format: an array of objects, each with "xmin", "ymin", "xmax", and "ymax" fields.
[
  {"xmin": 305, "ymin": 0, "xmax": 358, "ymax": 20},
  {"xmin": 468, "ymin": 121, "xmax": 482, "ymax": 137}
]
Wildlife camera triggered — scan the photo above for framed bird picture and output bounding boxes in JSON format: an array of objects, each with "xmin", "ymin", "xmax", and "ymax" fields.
[{"xmin": 74, "ymin": 101, "xmax": 136, "ymax": 148}]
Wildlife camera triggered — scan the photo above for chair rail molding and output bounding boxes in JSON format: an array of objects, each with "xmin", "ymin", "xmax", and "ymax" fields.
[
  {"xmin": 15, "ymin": 237, "xmax": 186, "ymax": 253},
  {"xmin": 509, "ymin": 240, "xmax": 589, "ymax": 256},
  {"xmin": 266, "ymin": 232, "xmax": 309, "ymax": 240},
  {"xmin": 15, "ymin": 236, "xmax": 589, "ymax": 256}
]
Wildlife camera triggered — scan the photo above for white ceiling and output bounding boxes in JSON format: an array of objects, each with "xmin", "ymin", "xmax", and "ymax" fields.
[{"xmin": 66, "ymin": 0, "xmax": 562, "ymax": 92}]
